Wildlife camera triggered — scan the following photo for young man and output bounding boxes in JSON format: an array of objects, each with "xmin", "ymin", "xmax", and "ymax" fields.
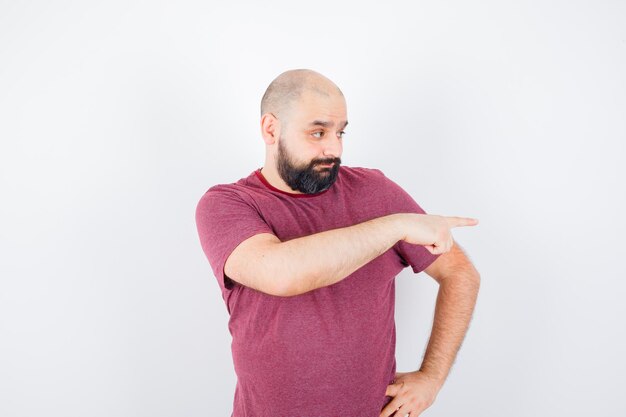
[{"xmin": 195, "ymin": 69, "xmax": 480, "ymax": 417}]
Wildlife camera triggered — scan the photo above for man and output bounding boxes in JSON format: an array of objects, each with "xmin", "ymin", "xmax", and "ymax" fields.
[{"xmin": 195, "ymin": 69, "xmax": 480, "ymax": 417}]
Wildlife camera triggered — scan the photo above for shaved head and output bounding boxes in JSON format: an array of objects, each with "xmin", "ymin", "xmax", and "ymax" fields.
[
  {"xmin": 260, "ymin": 69, "xmax": 344, "ymax": 124},
  {"xmin": 258, "ymin": 69, "xmax": 347, "ymax": 195}
]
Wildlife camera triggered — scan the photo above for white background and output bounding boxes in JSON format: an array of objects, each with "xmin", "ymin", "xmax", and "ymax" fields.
[{"xmin": 1, "ymin": 1, "xmax": 624, "ymax": 416}]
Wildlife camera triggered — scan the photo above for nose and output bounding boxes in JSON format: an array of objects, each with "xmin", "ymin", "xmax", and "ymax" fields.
[{"xmin": 322, "ymin": 135, "xmax": 342, "ymax": 160}]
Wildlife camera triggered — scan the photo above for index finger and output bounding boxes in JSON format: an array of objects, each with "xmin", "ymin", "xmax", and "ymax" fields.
[{"xmin": 445, "ymin": 216, "xmax": 479, "ymax": 228}]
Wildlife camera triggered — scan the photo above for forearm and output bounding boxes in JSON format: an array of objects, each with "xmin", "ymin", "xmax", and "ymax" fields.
[
  {"xmin": 419, "ymin": 268, "xmax": 480, "ymax": 388},
  {"xmin": 269, "ymin": 213, "xmax": 405, "ymax": 296}
]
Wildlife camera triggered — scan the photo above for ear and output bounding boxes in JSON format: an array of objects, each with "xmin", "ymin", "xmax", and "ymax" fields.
[{"xmin": 260, "ymin": 113, "xmax": 280, "ymax": 144}]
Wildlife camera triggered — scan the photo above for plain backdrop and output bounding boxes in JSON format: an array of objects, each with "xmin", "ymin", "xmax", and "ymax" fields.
[{"xmin": 1, "ymin": 1, "xmax": 625, "ymax": 416}]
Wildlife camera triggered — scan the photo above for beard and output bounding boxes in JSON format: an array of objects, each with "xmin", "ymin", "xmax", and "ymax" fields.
[{"xmin": 276, "ymin": 137, "xmax": 341, "ymax": 194}]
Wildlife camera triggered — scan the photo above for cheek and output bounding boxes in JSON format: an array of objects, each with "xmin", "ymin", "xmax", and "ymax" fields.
[
  {"xmin": 304, "ymin": 141, "xmax": 322, "ymax": 155},
  {"xmin": 292, "ymin": 141, "xmax": 319, "ymax": 162}
]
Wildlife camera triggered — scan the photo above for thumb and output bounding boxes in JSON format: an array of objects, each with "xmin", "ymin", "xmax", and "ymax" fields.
[
  {"xmin": 424, "ymin": 244, "xmax": 437, "ymax": 255},
  {"xmin": 424, "ymin": 243, "xmax": 444, "ymax": 255},
  {"xmin": 385, "ymin": 380, "xmax": 404, "ymax": 397}
]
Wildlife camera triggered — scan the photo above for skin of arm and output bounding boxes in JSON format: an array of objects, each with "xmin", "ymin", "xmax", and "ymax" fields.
[
  {"xmin": 266, "ymin": 213, "xmax": 406, "ymax": 297},
  {"xmin": 418, "ymin": 239, "xmax": 480, "ymax": 387},
  {"xmin": 240, "ymin": 212, "xmax": 473, "ymax": 297},
  {"xmin": 381, "ymin": 239, "xmax": 479, "ymax": 417}
]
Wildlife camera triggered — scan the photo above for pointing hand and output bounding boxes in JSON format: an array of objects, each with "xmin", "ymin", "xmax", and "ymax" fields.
[{"xmin": 396, "ymin": 213, "xmax": 479, "ymax": 255}]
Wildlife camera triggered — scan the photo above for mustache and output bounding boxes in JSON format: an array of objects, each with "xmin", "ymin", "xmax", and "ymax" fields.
[{"xmin": 313, "ymin": 159, "xmax": 341, "ymax": 166}]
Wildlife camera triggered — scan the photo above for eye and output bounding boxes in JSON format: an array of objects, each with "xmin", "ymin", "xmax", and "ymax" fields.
[
  {"xmin": 338, "ymin": 131, "xmax": 346, "ymax": 138},
  {"xmin": 312, "ymin": 131, "xmax": 324, "ymax": 138}
]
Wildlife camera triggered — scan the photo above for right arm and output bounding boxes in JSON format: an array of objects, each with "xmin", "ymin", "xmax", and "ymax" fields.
[
  {"xmin": 224, "ymin": 212, "xmax": 477, "ymax": 297},
  {"xmin": 225, "ymin": 213, "xmax": 404, "ymax": 297}
]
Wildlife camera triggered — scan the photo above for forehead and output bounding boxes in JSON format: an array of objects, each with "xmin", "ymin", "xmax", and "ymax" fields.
[{"xmin": 291, "ymin": 90, "xmax": 347, "ymax": 126}]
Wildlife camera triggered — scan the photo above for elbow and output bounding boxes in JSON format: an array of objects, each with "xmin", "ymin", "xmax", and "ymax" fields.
[
  {"xmin": 273, "ymin": 278, "xmax": 302, "ymax": 298},
  {"xmin": 442, "ymin": 268, "xmax": 480, "ymax": 290},
  {"xmin": 268, "ymin": 279, "xmax": 293, "ymax": 297},
  {"xmin": 463, "ymin": 262, "xmax": 481, "ymax": 288},
  {"xmin": 274, "ymin": 286, "xmax": 294, "ymax": 298},
  {"xmin": 260, "ymin": 244, "xmax": 309, "ymax": 298},
  {"xmin": 248, "ymin": 268, "xmax": 291, "ymax": 297},
  {"xmin": 253, "ymin": 267, "xmax": 301, "ymax": 298},
  {"xmin": 468, "ymin": 270, "xmax": 481, "ymax": 291},
  {"xmin": 272, "ymin": 271, "xmax": 315, "ymax": 298}
]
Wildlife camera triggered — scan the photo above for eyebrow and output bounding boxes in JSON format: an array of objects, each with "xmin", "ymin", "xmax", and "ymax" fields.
[{"xmin": 309, "ymin": 120, "xmax": 349, "ymax": 129}]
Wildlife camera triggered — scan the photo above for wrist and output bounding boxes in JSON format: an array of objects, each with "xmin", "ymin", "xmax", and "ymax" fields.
[
  {"xmin": 418, "ymin": 367, "xmax": 447, "ymax": 390},
  {"xmin": 388, "ymin": 213, "xmax": 407, "ymax": 242}
]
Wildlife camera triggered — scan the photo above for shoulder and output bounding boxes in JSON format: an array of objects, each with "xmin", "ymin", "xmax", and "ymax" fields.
[
  {"xmin": 196, "ymin": 182, "xmax": 259, "ymax": 221},
  {"xmin": 339, "ymin": 165, "xmax": 387, "ymax": 183},
  {"xmin": 196, "ymin": 171, "xmax": 259, "ymax": 208},
  {"xmin": 197, "ymin": 183, "xmax": 240, "ymax": 207},
  {"xmin": 340, "ymin": 165, "xmax": 384, "ymax": 176},
  {"xmin": 344, "ymin": 166, "xmax": 424, "ymax": 210},
  {"xmin": 340, "ymin": 165, "xmax": 399, "ymax": 191}
]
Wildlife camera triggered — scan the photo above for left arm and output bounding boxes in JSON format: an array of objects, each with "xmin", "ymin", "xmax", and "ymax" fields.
[
  {"xmin": 419, "ymin": 239, "xmax": 480, "ymax": 387},
  {"xmin": 382, "ymin": 239, "xmax": 480, "ymax": 417}
]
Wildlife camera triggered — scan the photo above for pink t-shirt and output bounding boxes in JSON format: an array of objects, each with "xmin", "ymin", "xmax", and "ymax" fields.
[{"xmin": 195, "ymin": 165, "xmax": 440, "ymax": 417}]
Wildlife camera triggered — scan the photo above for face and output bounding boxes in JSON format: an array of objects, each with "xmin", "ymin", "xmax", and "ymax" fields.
[{"xmin": 275, "ymin": 90, "xmax": 347, "ymax": 194}]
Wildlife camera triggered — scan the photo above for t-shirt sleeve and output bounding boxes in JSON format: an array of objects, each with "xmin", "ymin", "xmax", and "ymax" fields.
[
  {"xmin": 372, "ymin": 169, "xmax": 442, "ymax": 274},
  {"xmin": 195, "ymin": 186, "xmax": 275, "ymax": 295}
]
